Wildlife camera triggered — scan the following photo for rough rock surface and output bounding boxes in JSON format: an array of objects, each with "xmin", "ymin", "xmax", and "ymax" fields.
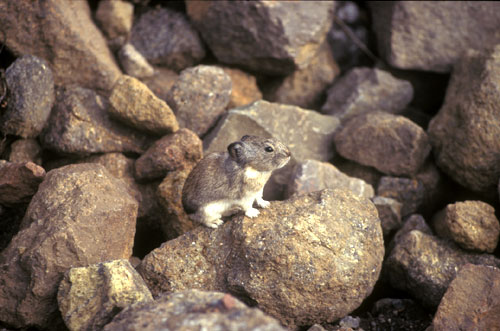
[
  {"xmin": 41, "ymin": 86, "xmax": 152, "ymax": 156},
  {"xmin": 220, "ymin": 66, "xmax": 263, "ymax": 109},
  {"xmin": 388, "ymin": 214, "xmax": 432, "ymax": 254},
  {"xmin": 0, "ymin": 161, "xmax": 45, "ymax": 206},
  {"xmin": 334, "ymin": 156, "xmax": 383, "ymax": 188},
  {"xmin": 138, "ymin": 189, "xmax": 384, "ymax": 328},
  {"xmin": 334, "ymin": 111, "xmax": 431, "ymax": 176},
  {"xmin": 108, "ymin": 75, "xmax": 179, "ymax": 135},
  {"xmin": 264, "ymin": 42, "xmax": 340, "ymax": 109},
  {"xmin": 0, "ymin": 55, "xmax": 54, "ymax": 138},
  {"xmin": 433, "ymin": 201, "xmax": 500, "ymax": 253},
  {"xmin": 0, "ymin": 164, "xmax": 138, "ymax": 329},
  {"xmin": 104, "ymin": 290, "xmax": 286, "ymax": 331},
  {"xmin": 140, "ymin": 67, "xmax": 178, "ymax": 102},
  {"xmin": 205, "ymin": 100, "xmax": 340, "ymax": 162},
  {"xmin": 95, "ymin": 0, "xmax": 134, "ymax": 41},
  {"xmin": 428, "ymin": 45, "xmax": 500, "ymax": 194},
  {"xmin": 58, "ymin": 259, "xmax": 153, "ymax": 331},
  {"xmin": 186, "ymin": 1, "xmax": 335, "ymax": 75},
  {"xmin": 134, "ymin": 129, "xmax": 203, "ymax": 181},
  {"xmin": 166, "ymin": 65, "xmax": 232, "ymax": 137},
  {"xmin": 385, "ymin": 230, "xmax": 500, "ymax": 308},
  {"xmin": 321, "ymin": 67, "xmax": 413, "ymax": 122},
  {"xmin": 130, "ymin": 7, "xmax": 205, "ymax": 71},
  {"xmin": 372, "ymin": 196, "xmax": 403, "ymax": 237},
  {"xmin": 285, "ymin": 159, "xmax": 374, "ymax": 199},
  {"xmin": 117, "ymin": 43, "xmax": 155, "ymax": 79},
  {"xmin": 432, "ymin": 264, "xmax": 500, "ymax": 331},
  {"xmin": 0, "ymin": 0, "xmax": 121, "ymax": 92},
  {"xmin": 370, "ymin": 2, "xmax": 500, "ymax": 72},
  {"xmin": 157, "ymin": 168, "xmax": 197, "ymax": 239},
  {"xmin": 8, "ymin": 139, "xmax": 42, "ymax": 165},
  {"xmin": 377, "ymin": 176, "xmax": 426, "ymax": 217}
]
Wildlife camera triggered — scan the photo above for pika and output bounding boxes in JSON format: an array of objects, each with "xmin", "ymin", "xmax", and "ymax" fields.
[{"xmin": 182, "ymin": 135, "xmax": 291, "ymax": 228}]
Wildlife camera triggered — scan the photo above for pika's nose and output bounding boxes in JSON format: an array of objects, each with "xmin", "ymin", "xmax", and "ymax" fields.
[{"xmin": 285, "ymin": 149, "xmax": 291, "ymax": 157}]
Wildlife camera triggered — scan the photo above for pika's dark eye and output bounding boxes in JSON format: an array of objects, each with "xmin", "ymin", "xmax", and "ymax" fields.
[{"xmin": 265, "ymin": 146, "xmax": 274, "ymax": 152}]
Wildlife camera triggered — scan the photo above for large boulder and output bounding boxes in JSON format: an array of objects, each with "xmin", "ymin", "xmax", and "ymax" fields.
[
  {"xmin": 0, "ymin": 164, "xmax": 138, "ymax": 329},
  {"xmin": 138, "ymin": 189, "xmax": 384, "ymax": 328}
]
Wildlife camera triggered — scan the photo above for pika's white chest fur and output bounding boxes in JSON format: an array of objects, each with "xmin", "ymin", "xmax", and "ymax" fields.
[{"xmin": 244, "ymin": 167, "xmax": 271, "ymax": 187}]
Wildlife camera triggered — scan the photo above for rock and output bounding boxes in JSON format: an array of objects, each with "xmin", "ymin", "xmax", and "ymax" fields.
[
  {"xmin": 103, "ymin": 290, "xmax": 286, "ymax": 331},
  {"xmin": 377, "ymin": 176, "xmax": 425, "ymax": 217},
  {"xmin": 157, "ymin": 168, "xmax": 197, "ymax": 239},
  {"xmin": 264, "ymin": 42, "xmax": 340, "ymax": 110},
  {"xmin": 58, "ymin": 259, "xmax": 153, "ymax": 331},
  {"xmin": 41, "ymin": 86, "xmax": 152, "ymax": 156},
  {"xmin": 0, "ymin": 163, "xmax": 138, "ymax": 328},
  {"xmin": 321, "ymin": 67, "xmax": 413, "ymax": 123},
  {"xmin": 414, "ymin": 160, "xmax": 447, "ymax": 216},
  {"xmin": 130, "ymin": 7, "xmax": 205, "ymax": 71},
  {"xmin": 186, "ymin": 1, "xmax": 335, "ymax": 75},
  {"xmin": 0, "ymin": 161, "xmax": 45, "ymax": 206},
  {"xmin": 78, "ymin": 153, "xmax": 158, "ymax": 218},
  {"xmin": 205, "ymin": 100, "xmax": 340, "ymax": 163},
  {"xmin": 8, "ymin": 138, "xmax": 42, "ymax": 165},
  {"xmin": 370, "ymin": 2, "xmax": 500, "ymax": 72},
  {"xmin": 428, "ymin": 45, "xmax": 500, "ymax": 194},
  {"xmin": 432, "ymin": 264, "xmax": 500, "ymax": 331},
  {"xmin": 307, "ymin": 324, "xmax": 327, "ymax": 331},
  {"xmin": 117, "ymin": 43, "xmax": 155, "ymax": 79},
  {"xmin": 285, "ymin": 159, "xmax": 374, "ymax": 199},
  {"xmin": 134, "ymin": 129, "xmax": 203, "ymax": 181},
  {"xmin": 385, "ymin": 230, "xmax": 500, "ymax": 308},
  {"xmin": 388, "ymin": 214, "xmax": 432, "ymax": 254},
  {"xmin": 0, "ymin": 55, "xmax": 54, "ymax": 138},
  {"xmin": 370, "ymin": 298, "xmax": 431, "ymax": 331},
  {"xmin": 372, "ymin": 196, "xmax": 403, "ymax": 237},
  {"xmin": 139, "ymin": 67, "xmax": 178, "ymax": 102},
  {"xmin": 334, "ymin": 111, "xmax": 431, "ymax": 176},
  {"xmin": 166, "ymin": 65, "xmax": 232, "ymax": 137},
  {"xmin": 333, "ymin": 156, "xmax": 382, "ymax": 188},
  {"xmin": 0, "ymin": 0, "xmax": 121, "ymax": 92},
  {"xmin": 432, "ymin": 201, "xmax": 500, "ymax": 253},
  {"xmin": 108, "ymin": 75, "xmax": 179, "ymax": 135},
  {"xmin": 95, "ymin": 0, "xmax": 134, "ymax": 41},
  {"xmin": 138, "ymin": 189, "xmax": 384, "ymax": 328},
  {"xmin": 220, "ymin": 67, "xmax": 262, "ymax": 109}
]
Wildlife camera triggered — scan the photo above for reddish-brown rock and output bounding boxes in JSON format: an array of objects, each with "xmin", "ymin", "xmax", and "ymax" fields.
[
  {"xmin": 221, "ymin": 66, "xmax": 262, "ymax": 109},
  {"xmin": 0, "ymin": 161, "xmax": 45, "ymax": 206}
]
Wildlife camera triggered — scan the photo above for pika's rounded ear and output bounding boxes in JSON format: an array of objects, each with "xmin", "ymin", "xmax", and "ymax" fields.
[
  {"xmin": 228, "ymin": 142, "xmax": 243, "ymax": 161},
  {"xmin": 241, "ymin": 135, "xmax": 250, "ymax": 141}
]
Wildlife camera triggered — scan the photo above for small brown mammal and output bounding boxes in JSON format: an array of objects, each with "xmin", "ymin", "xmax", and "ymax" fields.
[{"xmin": 182, "ymin": 135, "xmax": 291, "ymax": 228}]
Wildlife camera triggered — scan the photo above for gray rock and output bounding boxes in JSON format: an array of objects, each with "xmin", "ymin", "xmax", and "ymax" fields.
[
  {"xmin": 0, "ymin": 0, "xmax": 121, "ymax": 93},
  {"xmin": 118, "ymin": 43, "xmax": 155, "ymax": 79},
  {"xmin": 321, "ymin": 67, "xmax": 413, "ymax": 123},
  {"xmin": 285, "ymin": 159, "xmax": 374, "ymax": 199},
  {"xmin": 40, "ymin": 86, "xmax": 152, "ymax": 156},
  {"xmin": 0, "ymin": 55, "xmax": 54, "ymax": 138},
  {"xmin": 104, "ymin": 290, "xmax": 286, "ymax": 331},
  {"xmin": 0, "ymin": 164, "xmax": 138, "ymax": 328},
  {"xmin": 428, "ymin": 45, "xmax": 500, "ymax": 194},
  {"xmin": 377, "ymin": 176, "xmax": 426, "ymax": 217},
  {"xmin": 432, "ymin": 264, "xmax": 500, "ymax": 331},
  {"xmin": 130, "ymin": 7, "xmax": 205, "ymax": 71},
  {"xmin": 95, "ymin": 0, "xmax": 134, "ymax": 41},
  {"xmin": 370, "ymin": 2, "xmax": 500, "ymax": 72},
  {"xmin": 432, "ymin": 201, "xmax": 500, "ymax": 253},
  {"xmin": 108, "ymin": 75, "xmax": 179, "ymax": 135},
  {"xmin": 334, "ymin": 112, "xmax": 431, "ymax": 176},
  {"xmin": 8, "ymin": 138, "xmax": 42, "ymax": 165},
  {"xmin": 186, "ymin": 1, "xmax": 335, "ymax": 75},
  {"xmin": 139, "ymin": 67, "xmax": 178, "ymax": 102},
  {"xmin": 138, "ymin": 189, "xmax": 384, "ymax": 328},
  {"xmin": 385, "ymin": 230, "xmax": 500, "ymax": 308},
  {"xmin": 58, "ymin": 259, "xmax": 153, "ymax": 331},
  {"xmin": 0, "ymin": 161, "xmax": 45, "ymax": 206},
  {"xmin": 333, "ymin": 156, "xmax": 382, "ymax": 188},
  {"xmin": 264, "ymin": 42, "xmax": 340, "ymax": 110},
  {"xmin": 134, "ymin": 129, "xmax": 203, "ymax": 181},
  {"xmin": 166, "ymin": 65, "xmax": 232, "ymax": 137},
  {"xmin": 372, "ymin": 196, "xmax": 403, "ymax": 237}
]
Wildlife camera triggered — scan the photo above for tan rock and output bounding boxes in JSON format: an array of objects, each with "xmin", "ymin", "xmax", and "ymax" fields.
[
  {"xmin": 109, "ymin": 75, "xmax": 179, "ymax": 135},
  {"xmin": 117, "ymin": 44, "xmax": 155, "ymax": 79},
  {"xmin": 221, "ymin": 66, "xmax": 262, "ymax": 109},
  {"xmin": 95, "ymin": 0, "xmax": 134, "ymax": 40},
  {"xmin": 58, "ymin": 259, "xmax": 153, "ymax": 331}
]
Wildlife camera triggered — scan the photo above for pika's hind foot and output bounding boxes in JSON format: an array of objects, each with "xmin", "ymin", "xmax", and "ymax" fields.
[{"xmin": 245, "ymin": 207, "xmax": 260, "ymax": 218}]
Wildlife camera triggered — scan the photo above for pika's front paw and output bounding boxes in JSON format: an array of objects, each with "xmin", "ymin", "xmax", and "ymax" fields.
[
  {"xmin": 245, "ymin": 207, "xmax": 260, "ymax": 218},
  {"xmin": 204, "ymin": 218, "xmax": 224, "ymax": 229},
  {"xmin": 256, "ymin": 197, "xmax": 270, "ymax": 209}
]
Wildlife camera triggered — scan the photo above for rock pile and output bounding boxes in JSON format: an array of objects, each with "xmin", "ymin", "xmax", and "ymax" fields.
[{"xmin": 0, "ymin": 1, "xmax": 499, "ymax": 330}]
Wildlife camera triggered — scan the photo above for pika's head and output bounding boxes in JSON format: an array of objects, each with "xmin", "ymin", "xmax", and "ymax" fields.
[{"xmin": 227, "ymin": 135, "xmax": 291, "ymax": 172}]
